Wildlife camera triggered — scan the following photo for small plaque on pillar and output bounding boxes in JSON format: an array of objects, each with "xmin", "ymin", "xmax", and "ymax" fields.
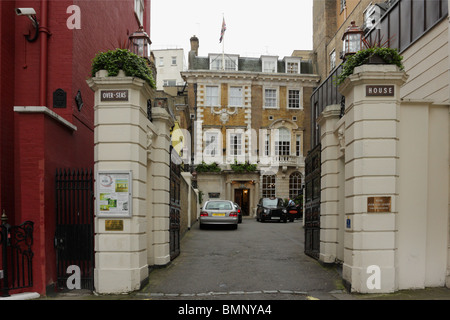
[
  {"xmin": 105, "ymin": 220, "xmax": 124, "ymax": 231},
  {"xmin": 101, "ymin": 90, "xmax": 129, "ymax": 102},
  {"xmin": 366, "ymin": 85, "xmax": 394, "ymax": 97},
  {"xmin": 367, "ymin": 197, "xmax": 391, "ymax": 213}
]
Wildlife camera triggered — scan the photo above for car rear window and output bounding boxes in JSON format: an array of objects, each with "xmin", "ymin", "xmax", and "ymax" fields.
[
  {"xmin": 262, "ymin": 198, "xmax": 278, "ymax": 207},
  {"xmin": 205, "ymin": 201, "xmax": 232, "ymax": 210}
]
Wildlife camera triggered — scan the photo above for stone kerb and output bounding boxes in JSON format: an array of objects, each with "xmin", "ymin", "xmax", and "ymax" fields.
[
  {"xmin": 338, "ymin": 64, "xmax": 407, "ymax": 293},
  {"xmin": 88, "ymin": 70, "xmax": 154, "ymax": 294}
]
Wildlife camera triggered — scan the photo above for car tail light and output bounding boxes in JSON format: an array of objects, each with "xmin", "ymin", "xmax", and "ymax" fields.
[
  {"xmin": 200, "ymin": 211, "xmax": 208, "ymax": 217},
  {"xmin": 238, "ymin": 209, "xmax": 241, "ymax": 213},
  {"xmin": 230, "ymin": 212, "xmax": 238, "ymax": 217}
]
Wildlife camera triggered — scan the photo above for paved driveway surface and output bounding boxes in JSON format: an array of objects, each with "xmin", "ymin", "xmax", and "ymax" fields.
[{"xmin": 140, "ymin": 218, "xmax": 345, "ymax": 300}]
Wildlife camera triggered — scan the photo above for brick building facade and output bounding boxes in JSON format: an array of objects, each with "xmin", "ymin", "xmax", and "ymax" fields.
[
  {"xmin": 182, "ymin": 37, "xmax": 319, "ymax": 215},
  {"xmin": 0, "ymin": 0, "xmax": 150, "ymax": 295}
]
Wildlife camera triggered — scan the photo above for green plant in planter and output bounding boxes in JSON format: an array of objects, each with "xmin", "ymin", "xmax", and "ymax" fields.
[
  {"xmin": 336, "ymin": 47, "xmax": 404, "ymax": 85},
  {"xmin": 195, "ymin": 162, "xmax": 222, "ymax": 173},
  {"xmin": 230, "ymin": 160, "xmax": 257, "ymax": 173},
  {"xmin": 91, "ymin": 49, "xmax": 156, "ymax": 88}
]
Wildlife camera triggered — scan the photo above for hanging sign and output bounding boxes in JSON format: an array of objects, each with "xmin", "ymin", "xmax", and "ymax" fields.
[{"xmin": 96, "ymin": 171, "xmax": 132, "ymax": 218}]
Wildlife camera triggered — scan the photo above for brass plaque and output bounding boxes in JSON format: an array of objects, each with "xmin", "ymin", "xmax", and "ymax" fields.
[
  {"xmin": 105, "ymin": 220, "xmax": 124, "ymax": 231},
  {"xmin": 367, "ymin": 197, "xmax": 391, "ymax": 213}
]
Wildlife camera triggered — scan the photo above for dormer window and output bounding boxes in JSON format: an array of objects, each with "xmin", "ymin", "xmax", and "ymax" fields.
[
  {"xmin": 261, "ymin": 56, "xmax": 278, "ymax": 73},
  {"xmin": 209, "ymin": 54, "xmax": 238, "ymax": 71},
  {"xmin": 284, "ymin": 57, "xmax": 301, "ymax": 74}
]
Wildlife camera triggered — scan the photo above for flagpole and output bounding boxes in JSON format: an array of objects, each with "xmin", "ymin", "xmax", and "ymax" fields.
[{"xmin": 222, "ymin": 14, "xmax": 225, "ymax": 71}]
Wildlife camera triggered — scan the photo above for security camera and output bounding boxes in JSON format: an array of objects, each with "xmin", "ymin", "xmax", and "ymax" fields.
[
  {"xmin": 15, "ymin": 8, "xmax": 39, "ymax": 42},
  {"xmin": 15, "ymin": 8, "xmax": 36, "ymax": 16}
]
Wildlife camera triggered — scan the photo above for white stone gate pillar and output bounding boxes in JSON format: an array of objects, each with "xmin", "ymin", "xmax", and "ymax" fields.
[
  {"xmin": 88, "ymin": 71, "xmax": 154, "ymax": 294},
  {"xmin": 339, "ymin": 64, "xmax": 408, "ymax": 293}
]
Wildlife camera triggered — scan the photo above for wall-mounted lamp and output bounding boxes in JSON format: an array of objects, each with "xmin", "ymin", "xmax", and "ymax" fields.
[
  {"xmin": 341, "ymin": 21, "xmax": 364, "ymax": 60},
  {"xmin": 15, "ymin": 8, "xmax": 39, "ymax": 42},
  {"xmin": 129, "ymin": 26, "xmax": 151, "ymax": 60}
]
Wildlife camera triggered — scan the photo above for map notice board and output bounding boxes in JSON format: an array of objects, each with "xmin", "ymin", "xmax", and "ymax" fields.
[{"xmin": 97, "ymin": 171, "xmax": 132, "ymax": 218}]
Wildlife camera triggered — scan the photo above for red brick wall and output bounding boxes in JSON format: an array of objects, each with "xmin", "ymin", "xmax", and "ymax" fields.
[{"xmin": 7, "ymin": 0, "xmax": 152, "ymax": 295}]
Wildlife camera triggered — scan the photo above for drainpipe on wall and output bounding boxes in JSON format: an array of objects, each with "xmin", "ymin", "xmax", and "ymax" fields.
[{"xmin": 39, "ymin": 0, "xmax": 50, "ymax": 107}]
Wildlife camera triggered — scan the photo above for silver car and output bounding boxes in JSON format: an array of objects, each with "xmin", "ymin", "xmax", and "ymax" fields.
[{"xmin": 199, "ymin": 200, "xmax": 239, "ymax": 229}]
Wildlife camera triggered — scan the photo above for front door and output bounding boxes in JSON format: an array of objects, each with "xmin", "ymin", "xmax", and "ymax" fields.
[{"xmin": 234, "ymin": 189, "xmax": 250, "ymax": 216}]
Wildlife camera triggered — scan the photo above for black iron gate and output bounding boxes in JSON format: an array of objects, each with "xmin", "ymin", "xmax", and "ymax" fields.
[
  {"xmin": 304, "ymin": 144, "xmax": 321, "ymax": 259},
  {"xmin": 55, "ymin": 169, "xmax": 94, "ymax": 291},
  {"xmin": 170, "ymin": 151, "xmax": 181, "ymax": 261},
  {"xmin": 0, "ymin": 213, "xmax": 34, "ymax": 297}
]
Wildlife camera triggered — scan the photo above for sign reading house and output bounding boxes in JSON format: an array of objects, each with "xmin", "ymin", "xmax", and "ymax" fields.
[
  {"xmin": 366, "ymin": 85, "xmax": 394, "ymax": 97},
  {"xmin": 101, "ymin": 90, "xmax": 129, "ymax": 102}
]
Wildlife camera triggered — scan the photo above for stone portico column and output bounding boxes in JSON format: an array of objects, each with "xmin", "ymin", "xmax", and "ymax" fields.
[
  {"xmin": 339, "ymin": 64, "xmax": 408, "ymax": 293},
  {"xmin": 88, "ymin": 71, "xmax": 153, "ymax": 294}
]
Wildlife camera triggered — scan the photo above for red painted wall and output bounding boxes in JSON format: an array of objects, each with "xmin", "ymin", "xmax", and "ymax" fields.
[{"xmin": 3, "ymin": 0, "xmax": 151, "ymax": 295}]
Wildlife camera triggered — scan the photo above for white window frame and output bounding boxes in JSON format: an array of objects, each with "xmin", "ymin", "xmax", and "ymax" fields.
[
  {"xmin": 229, "ymin": 86, "xmax": 243, "ymax": 107},
  {"xmin": 205, "ymin": 86, "xmax": 220, "ymax": 107},
  {"xmin": 171, "ymin": 56, "xmax": 177, "ymax": 66},
  {"xmin": 296, "ymin": 134, "xmax": 302, "ymax": 157},
  {"xmin": 262, "ymin": 56, "xmax": 278, "ymax": 73},
  {"xmin": 204, "ymin": 131, "xmax": 221, "ymax": 158},
  {"xmin": 228, "ymin": 132, "xmax": 243, "ymax": 157},
  {"xmin": 264, "ymin": 87, "xmax": 278, "ymax": 109},
  {"xmin": 158, "ymin": 57, "xmax": 164, "ymax": 67},
  {"xmin": 287, "ymin": 88, "xmax": 303, "ymax": 110},
  {"xmin": 275, "ymin": 127, "xmax": 291, "ymax": 156},
  {"xmin": 134, "ymin": 0, "xmax": 144, "ymax": 25},
  {"xmin": 209, "ymin": 54, "xmax": 238, "ymax": 71},
  {"xmin": 330, "ymin": 49, "xmax": 336, "ymax": 71},
  {"xmin": 285, "ymin": 57, "xmax": 301, "ymax": 74}
]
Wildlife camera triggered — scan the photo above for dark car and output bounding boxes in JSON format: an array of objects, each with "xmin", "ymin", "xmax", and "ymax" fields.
[
  {"xmin": 256, "ymin": 197, "xmax": 288, "ymax": 223},
  {"xmin": 233, "ymin": 202, "xmax": 243, "ymax": 223}
]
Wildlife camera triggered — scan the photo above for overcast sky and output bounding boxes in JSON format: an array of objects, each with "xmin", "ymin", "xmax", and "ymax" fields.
[{"xmin": 150, "ymin": 0, "xmax": 313, "ymax": 59}]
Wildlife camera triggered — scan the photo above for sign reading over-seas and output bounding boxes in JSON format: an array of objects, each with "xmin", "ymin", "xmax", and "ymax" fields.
[{"xmin": 100, "ymin": 90, "xmax": 129, "ymax": 102}]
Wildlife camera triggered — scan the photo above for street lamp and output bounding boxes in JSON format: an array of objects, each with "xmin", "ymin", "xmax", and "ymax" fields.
[
  {"xmin": 129, "ymin": 26, "xmax": 151, "ymax": 59},
  {"xmin": 342, "ymin": 21, "xmax": 364, "ymax": 59}
]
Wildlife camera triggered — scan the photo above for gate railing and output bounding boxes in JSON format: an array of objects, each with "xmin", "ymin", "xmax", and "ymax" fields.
[
  {"xmin": 55, "ymin": 169, "xmax": 94, "ymax": 291},
  {"xmin": 0, "ymin": 211, "xmax": 34, "ymax": 297}
]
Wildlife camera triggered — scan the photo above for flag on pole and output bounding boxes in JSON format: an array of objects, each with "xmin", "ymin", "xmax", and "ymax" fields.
[{"xmin": 219, "ymin": 17, "xmax": 226, "ymax": 43}]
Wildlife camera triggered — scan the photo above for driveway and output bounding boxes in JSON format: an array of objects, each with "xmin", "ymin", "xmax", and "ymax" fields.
[{"xmin": 139, "ymin": 218, "xmax": 346, "ymax": 300}]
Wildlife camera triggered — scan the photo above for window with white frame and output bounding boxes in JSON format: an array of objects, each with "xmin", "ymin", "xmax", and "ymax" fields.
[
  {"xmin": 330, "ymin": 50, "xmax": 336, "ymax": 71},
  {"xmin": 158, "ymin": 57, "xmax": 164, "ymax": 67},
  {"xmin": 262, "ymin": 56, "xmax": 278, "ymax": 73},
  {"xmin": 262, "ymin": 175, "xmax": 276, "ymax": 198},
  {"xmin": 229, "ymin": 133, "xmax": 243, "ymax": 156},
  {"xmin": 288, "ymin": 89, "xmax": 301, "ymax": 109},
  {"xmin": 171, "ymin": 56, "xmax": 177, "ymax": 66},
  {"xmin": 205, "ymin": 131, "xmax": 219, "ymax": 157},
  {"xmin": 134, "ymin": 0, "xmax": 144, "ymax": 25},
  {"xmin": 287, "ymin": 61, "xmax": 300, "ymax": 74},
  {"xmin": 229, "ymin": 87, "xmax": 243, "ymax": 107},
  {"xmin": 264, "ymin": 88, "xmax": 278, "ymax": 108},
  {"xmin": 205, "ymin": 86, "xmax": 219, "ymax": 106},
  {"xmin": 289, "ymin": 172, "xmax": 303, "ymax": 199},
  {"xmin": 296, "ymin": 134, "xmax": 302, "ymax": 156},
  {"xmin": 163, "ymin": 80, "xmax": 177, "ymax": 87},
  {"xmin": 209, "ymin": 55, "xmax": 238, "ymax": 71},
  {"xmin": 264, "ymin": 133, "xmax": 270, "ymax": 156},
  {"xmin": 275, "ymin": 127, "xmax": 290, "ymax": 156},
  {"xmin": 340, "ymin": 0, "xmax": 346, "ymax": 12}
]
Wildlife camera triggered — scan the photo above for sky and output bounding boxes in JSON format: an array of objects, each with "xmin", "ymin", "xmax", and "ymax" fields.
[{"xmin": 150, "ymin": 0, "xmax": 313, "ymax": 59}]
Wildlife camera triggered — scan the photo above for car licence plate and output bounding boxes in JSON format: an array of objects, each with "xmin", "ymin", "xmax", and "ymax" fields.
[
  {"xmin": 271, "ymin": 217, "xmax": 280, "ymax": 220},
  {"xmin": 213, "ymin": 213, "xmax": 226, "ymax": 217}
]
